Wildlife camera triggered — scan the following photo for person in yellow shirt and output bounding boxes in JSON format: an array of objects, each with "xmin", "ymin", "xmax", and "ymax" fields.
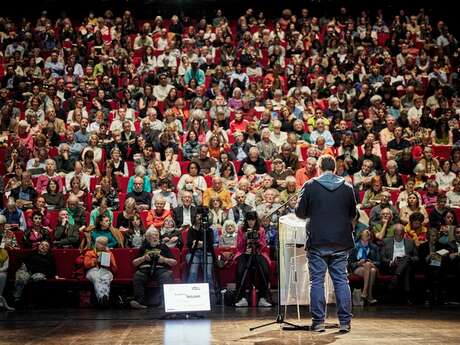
[{"xmin": 203, "ymin": 176, "xmax": 233, "ymax": 209}]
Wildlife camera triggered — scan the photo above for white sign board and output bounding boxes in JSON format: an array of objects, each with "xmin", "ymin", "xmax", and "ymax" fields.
[{"xmin": 163, "ymin": 283, "xmax": 211, "ymax": 313}]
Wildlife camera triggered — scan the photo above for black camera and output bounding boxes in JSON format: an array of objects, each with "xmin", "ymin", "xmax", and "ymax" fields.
[{"xmin": 196, "ymin": 206, "xmax": 209, "ymax": 228}]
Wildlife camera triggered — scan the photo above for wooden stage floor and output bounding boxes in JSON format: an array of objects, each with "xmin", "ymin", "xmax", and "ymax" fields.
[{"xmin": 1, "ymin": 305, "xmax": 460, "ymax": 344}]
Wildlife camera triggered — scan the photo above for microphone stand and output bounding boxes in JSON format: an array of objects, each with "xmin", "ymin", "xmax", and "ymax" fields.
[{"xmin": 249, "ymin": 191, "xmax": 302, "ymax": 331}]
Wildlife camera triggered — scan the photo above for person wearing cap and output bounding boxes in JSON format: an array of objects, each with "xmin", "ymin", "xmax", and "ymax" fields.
[{"xmin": 184, "ymin": 58, "xmax": 205, "ymax": 86}]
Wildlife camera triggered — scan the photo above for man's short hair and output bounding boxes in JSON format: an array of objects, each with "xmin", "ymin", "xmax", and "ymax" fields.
[{"xmin": 318, "ymin": 155, "xmax": 336, "ymax": 172}]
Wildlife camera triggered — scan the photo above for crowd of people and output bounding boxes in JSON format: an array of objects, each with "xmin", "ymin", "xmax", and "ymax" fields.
[{"xmin": 0, "ymin": 5, "xmax": 460, "ymax": 310}]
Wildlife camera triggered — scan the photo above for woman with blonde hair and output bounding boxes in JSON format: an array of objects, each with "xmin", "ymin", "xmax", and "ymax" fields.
[{"xmin": 348, "ymin": 229, "xmax": 380, "ymax": 305}]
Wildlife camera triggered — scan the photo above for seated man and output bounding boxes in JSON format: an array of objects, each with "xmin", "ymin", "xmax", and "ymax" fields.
[
  {"xmin": 203, "ymin": 176, "xmax": 233, "ymax": 209},
  {"xmin": 368, "ymin": 191, "xmax": 400, "ymax": 227},
  {"xmin": 353, "ymin": 159, "xmax": 376, "ymax": 191},
  {"xmin": 380, "ymin": 223, "xmax": 418, "ymax": 304},
  {"xmin": 12, "ymin": 241, "xmax": 60, "ymax": 306},
  {"xmin": 10, "ymin": 172, "xmax": 37, "ymax": 210},
  {"xmin": 172, "ymin": 191, "xmax": 197, "ymax": 228},
  {"xmin": 191, "ymin": 144, "xmax": 216, "ymax": 176},
  {"xmin": 0, "ymin": 197, "xmax": 27, "ymax": 232},
  {"xmin": 127, "ymin": 176, "xmax": 152, "ymax": 211},
  {"xmin": 130, "ymin": 228, "xmax": 177, "ymax": 309}
]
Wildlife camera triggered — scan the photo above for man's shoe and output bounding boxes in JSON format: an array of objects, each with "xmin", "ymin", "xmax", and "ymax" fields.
[
  {"xmin": 339, "ymin": 324, "xmax": 351, "ymax": 333},
  {"xmin": 311, "ymin": 323, "xmax": 325, "ymax": 332},
  {"xmin": 130, "ymin": 300, "xmax": 148, "ymax": 309},
  {"xmin": 235, "ymin": 298, "xmax": 248, "ymax": 307},
  {"xmin": 257, "ymin": 297, "xmax": 272, "ymax": 307}
]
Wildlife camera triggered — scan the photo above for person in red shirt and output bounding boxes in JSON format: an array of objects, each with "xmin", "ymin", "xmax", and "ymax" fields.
[
  {"xmin": 146, "ymin": 197, "xmax": 171, "ymax": 229},
  {"xmin": 229, "ymin": 110, "xmax": 249, "ymax": 135},
  {"xmin": 295, "ymin": 156, "xmax": 318, "ymax": 188}
]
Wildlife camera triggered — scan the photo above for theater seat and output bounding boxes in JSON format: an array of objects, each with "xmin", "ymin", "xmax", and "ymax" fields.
[
  {"xmin": 53, "ymin": 249, "xmax": 81, "ymax": 280},
  {"xmin": 112, "ymin": 248, "xmax": 140, "ymax": 284}
]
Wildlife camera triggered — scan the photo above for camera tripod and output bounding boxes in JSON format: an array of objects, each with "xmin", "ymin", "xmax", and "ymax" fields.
[
  {"xmin": 186, "ymin": 225, "xmax": 222, "ymax": 304},
  {"xmin": 235, "ymin": 239, "xmax": 270, "ymax": 306}
]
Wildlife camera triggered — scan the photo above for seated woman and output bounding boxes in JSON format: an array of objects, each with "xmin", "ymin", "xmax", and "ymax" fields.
[
  {"xmin": 208, "ymin": 195, "xmax": 228, "ymax": 234},
  {"xmin": 380, "ymin": 160, "xmax": 403, "ymax": 190},
  {"xmin": 83, "ymin": 236, "xmax": 118, "ymax": 306},
  {"xmin": 361, "ymin": 176, "xmax": 386, "ymax": 209},
  {"xmin": 53, "ymin": 209, "xmax": 81, "ymax": 248},
  {"xmin": 399, "ymin": 192, "xmax": 429, "ymax": 226},
  {"xmin": 404, "ymin": 212, "xmax": 428, "ymax": 247},
  {"xmin": 82, "ymin": 149, "xmax": 101, "ymax": 177},
  {"xmin": 160, "ymin": 216, "xmax": 182, "ymax": 249},
  {"xmin": 65, "ymin": 161, "xmax": 90, "ymax": 192},
  {"xmin": 219, "ymin": 162, "xmax": 238, "ymax": 192},
  {"xmin": 436, "ymin": 159, "xmax": 456, "ymax": 193},
  {"xmin": 234, "ymin": 211, "xmax": 272, "ymax": 307},
  {"xmin": 123, "ymin": 213, "xmax": 146, "ymax": 248},
  {"xmin": 162, "ymin": 147, "xmax": 181, "ymax": 178},
  {"xmin": 219, "ymin": 220, "xmax": 238, "ymax": 247},
  {"xmin": 24, "ymin": 196, "xmax": 50, "ymax": 229},
  {"xmin": 422, "ymin": 180, "xmax": 439, "ymax": 209},
  {"xmin": 348, "ymin": 229, "xmax": 380, "ymax": 305},
  {"xmin": 177, "ymin": 162, "xmax": 207, "ymax": 195},
  {"xmin": 43, "ymin": 179, "xmax": 65, "ymax": 210},
  {"xmin": 116, "ymin": 198, "xmax": 138, "ymax": 231},
  {"xmin": 413, "ymin": 163, "xmax": 428, "ymax": 190},
  {"xmin": 108, "ymin": 147, "xmax": 129, "ymax": 177},
  {"xmin": 207, "ymin": 135, "xmax": 224, "ymax": 161},
  {"xmin": 396, "ymin": 177, "xmax": 422, "ymax": 210},
  {"xmin": 35, "ymin": 159, "xmax": 64, "ymax": 194},
  {"xmin": 446, "ymin": 177, "xmax": 460, "ymax": 208},
  {"xmin": 93, "ymin": 177, "xmax": 119, "ymax": 211},
  {"xmin": 84, "ymin": 214, "xmax": 123, "ymax": 249},
  {"xmin": 90, "ymin": 197, "xmax": 114, "ymax": 226},
  {"xmin": 183, "ymin": 130, "xmax": 201, "ymax": 161},
  {"xmin": 67, "ymin": 175, "xmax": 88, "ymax": 208},
  {"xmin": 23, "ymin": 211, "xmax": 52, "ymax": 249}
]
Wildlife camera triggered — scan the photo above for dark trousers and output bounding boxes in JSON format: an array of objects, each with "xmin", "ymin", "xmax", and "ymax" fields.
[
  {"xmin": 388, "ymin": 256, "xmax": 415, "ymax": 294},
  {"xmin": 236, "ymin": 254, "xmax": 269, "ymax": 299},
  {"xmin": 133, "ymin": 267, "xmax": 173, "ymax": 304}
]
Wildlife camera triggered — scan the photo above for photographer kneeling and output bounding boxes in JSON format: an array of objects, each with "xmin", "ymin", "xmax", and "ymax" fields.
[
  {"xmin": 234, "ymin": 211, "xmax": 272, "ymax": 307},
  {"xmin": 130, "ymin": 228, "xmax": 177, "ymax": 309}
]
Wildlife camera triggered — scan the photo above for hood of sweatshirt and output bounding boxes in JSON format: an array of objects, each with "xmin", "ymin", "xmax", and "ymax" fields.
[{"xmin": 314, "ymin": 172, "xmax": 345, "ymax": 192}]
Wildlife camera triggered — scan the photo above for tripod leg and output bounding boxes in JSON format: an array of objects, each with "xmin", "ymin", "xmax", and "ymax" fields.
[
  {"xmin": 253, "ymin": 254, "xmax": 270, "ymax": 302},
  {"xmin": 235, "ymin": 254, "xmax": 254, "ymax": 302}
]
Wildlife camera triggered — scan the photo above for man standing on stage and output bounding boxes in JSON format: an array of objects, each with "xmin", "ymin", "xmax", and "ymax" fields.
[{"xmin": 295, "ymin": 154, "xmax": 357, "ymax": 333}]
